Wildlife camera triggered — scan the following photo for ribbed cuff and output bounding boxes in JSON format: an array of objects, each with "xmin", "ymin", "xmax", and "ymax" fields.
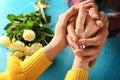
[
  {"xmin": 65, "ymin": 68, "xmax": 89, "ymax": 80},
  {"xmin": 21, "ymin": 48, "xmax": 52, "ymax": 80}
]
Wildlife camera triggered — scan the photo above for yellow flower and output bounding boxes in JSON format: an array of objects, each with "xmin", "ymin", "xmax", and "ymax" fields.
[{"xmin": 23, "ymin": 30, "xmax": 35, "ymax": 41}]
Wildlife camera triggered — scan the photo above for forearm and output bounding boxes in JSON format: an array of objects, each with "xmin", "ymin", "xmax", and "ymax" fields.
[{"xmin": 43, "ymin": 35, "xmax": 66, "ymax": 61}]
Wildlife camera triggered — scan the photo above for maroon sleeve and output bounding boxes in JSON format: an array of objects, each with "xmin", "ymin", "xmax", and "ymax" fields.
[{"xmin": 107, "ymin": 12, "xmax": 120, "ymax": 37}]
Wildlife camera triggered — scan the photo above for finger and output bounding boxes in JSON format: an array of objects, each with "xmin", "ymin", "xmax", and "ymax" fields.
[
  {"xmin": 74, "ymin": 1, "xmax": 96, "ymax": 10},
  {"xmin": 79, "ymin": 26, "xmax": 108, "ymax": 47},
  {"xmin": 80, "ymin": 46, "xmax": 100, "ymax": 57},
  {"xmin": 88, "ymin": 3, "xmax": 99, "ymax": 19},
  {"xmin": 95, "ymin": 11, "xmax": 107, "ymax": 28},
  {"xmin": 89, "ymin": 59, "xmax": 97, "ymax": 68},
  {"xmin": 84, "ymin": 14, "xmax": 100, "ymax": 38},
  {"xmin": 58, "ymin": 6, "xmax": 78, "ymax": 27},
  {"xmin": 66, "ymin": 34, "xmax": 79, "ymax": 49},
  {"xmin": 75, "ymin": 5, "xmax": 87, "ymax": 37},
  {"xmin": 99, "ymin": 11, "xmax": 106, "ymax": 25},
  {"xmin": 83, "ymin": 53, "xmax": 98, "ymax": 63},
  {"xmin": 67, "ymin": 16, "xmax": 78, "ymax": 42},
  {"xmin": 71, "ymin": 48, "xmax": 83, "ymax": 56},
  {"xmin": 96, "ymin": 20, "xmax": 104, "ymax": 28}
]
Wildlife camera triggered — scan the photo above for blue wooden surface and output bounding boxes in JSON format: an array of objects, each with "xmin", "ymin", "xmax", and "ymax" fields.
[{"xmin": 0, "ymin": 0, "xmax": 120, "ymax": 80}]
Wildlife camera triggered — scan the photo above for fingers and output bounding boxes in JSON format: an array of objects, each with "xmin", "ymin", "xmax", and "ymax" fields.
[
  {"xmin": 74, "ymin": 0, "xmax": 96, "ymax": 10},
  {"xmin": 67, "ymin": 34, "xmax": 79, "ymax": 49},
  {"xmin": 79, "ymin": 15, "xmax": 108, "ymax": 47},
  {"xmin": 57, "ymin": 6, "xmax": 78, "ymax": 27},
  {"xmin": 88, "ymin": 3, "xmax": 99, "ymax": 19},
  {"xmin": 75, "ymin": 6, "xmax": 87, "ymax": 38},
  {"xmin": 73, "ymin": 46, "xmax": 100, "ymax": 56},
  {"xmin": 96, "ymin": 11, "xmax": 107, "ymax": 28},
  {"xmin": 84, "ymin": 14, "xmax": 100, "ymax": 38},
  {"xmin": 67, "ymin": 16, "xmax": 78, "ymax": 42}
]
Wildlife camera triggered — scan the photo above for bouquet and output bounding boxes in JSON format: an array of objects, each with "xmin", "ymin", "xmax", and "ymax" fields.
[{"xmin": 0, "ymin": 0, "xmax": 54, "ymax": 60}]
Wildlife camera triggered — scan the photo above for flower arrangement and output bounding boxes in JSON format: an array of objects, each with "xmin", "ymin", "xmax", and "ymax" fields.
[{"xmin": 0, "ymin": 0, "xmax": 54, "ymax": 60}]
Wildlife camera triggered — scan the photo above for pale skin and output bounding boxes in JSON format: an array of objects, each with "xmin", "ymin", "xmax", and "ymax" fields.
[
  {"xmin": 43, "ymin": 0, "xmax": 99, "ymax": 61},
  {"xmin": 43, "ymin": 0, "xmax": 108, "ymax": 70},
  {"xmin": 67, "ymin": 1, "xmax": 109, "ymax": 69}
]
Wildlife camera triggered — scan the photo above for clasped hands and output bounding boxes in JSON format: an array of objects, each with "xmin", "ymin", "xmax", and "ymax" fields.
[{"xmin": 49, "ymin": 0, "xmax": 109, "ymax": 70}]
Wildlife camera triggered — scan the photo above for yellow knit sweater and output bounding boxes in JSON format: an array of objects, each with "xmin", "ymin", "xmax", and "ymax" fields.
[{"xmin": 0, "ymin": 48, "xmax": 88, "ymax": 80}]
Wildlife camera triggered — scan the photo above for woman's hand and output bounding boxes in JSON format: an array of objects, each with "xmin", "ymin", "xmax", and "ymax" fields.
[
  {"xmin": 67, "ymin": 11, "xmax": 109, "ymax": 68},
  {"xmin": 43, "ymin": 6, "xmax": 78, "ymax": 61}
]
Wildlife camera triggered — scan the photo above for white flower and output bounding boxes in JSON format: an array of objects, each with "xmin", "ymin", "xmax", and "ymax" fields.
[
  {"xmin": 23, "ymin": 46, "xmax": 32, "ymax": 56},
  {"xmin": 10, "ymin": 40, "xmax": 25, "ymax": 51},
  {"xmin": 23, "ymin": 43, "xmax": 42, "ymax": 56},
  {"xmin": 0, "ymin": 35, "xmax": 11, "ymax": 48},
  {"xmin": 14, "ymin": 51, "xmax": 24, "ymax": 58},
  {"xmin": 30, "ymin": 43, "xmax": 43, "ymax": 54},
  {"xmin": 23, "ymin": 30, "xmax": 35, "ymax": 41}
]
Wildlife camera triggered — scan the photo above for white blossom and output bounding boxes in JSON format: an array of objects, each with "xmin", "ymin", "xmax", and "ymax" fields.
[
  {"xmin": 10, "ymin": 40, "xmax": 25, "ymax": 51},
  {"xmin": 23, "ymin": 43, "xmax": 42, "ymax": 56},
  {"xmin": 23, "ymin": 46, "xmax": 32, "ymax": 56},
  {"xmin": 30, "ymin": 43, "xmax": 43, "ymax": 54},
  {"xmin": 0, "ymin": 35, "xmax": 11, "ymax": 48},
  {"xmin": 23, "ymin": 30, "xmax": 35, "ymax": 41}
]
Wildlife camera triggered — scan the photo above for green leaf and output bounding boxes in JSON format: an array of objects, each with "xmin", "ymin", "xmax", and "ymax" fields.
[
  {"xmin": 41, "ymin": 31, "xmax": 53, "ymax": 37},
  {"xmin": 41, "ymin": 27, "xmax": 54, "ymax": 35},
  {"xmin": 16, "ymin": 14, "xmax": 24, "ymax": 19},
  {"xmin": 4, "ymin": 23, "xmax": 12, "ymax": 30},
  {"xmin": 39, "ymin": 0, "xmax": 45, "ymax": 4},
  {"xmin": 26, "ymin": 20, "xmax": 34, "ymax": 27},
  {"xmin": 7, "ymin": 14, "xmax": 16, "ymax": 22}
]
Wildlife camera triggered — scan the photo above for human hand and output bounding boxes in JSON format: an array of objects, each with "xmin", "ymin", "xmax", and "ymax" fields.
[
  {"xmin": 43, "ymin": 5, "xmax": 80, "ymax": 61},
  {"xmin": 67, "ymin": 1, "xmax": 103, "ymax": 44},
  {"xmin": 67, "ymin": 11, "xmax": 109, "ymax": 68}
]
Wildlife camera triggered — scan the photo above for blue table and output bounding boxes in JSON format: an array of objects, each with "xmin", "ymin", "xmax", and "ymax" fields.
[{"xmin": 0, "ymin": 0, "xmax": 120, "ymax": 80}]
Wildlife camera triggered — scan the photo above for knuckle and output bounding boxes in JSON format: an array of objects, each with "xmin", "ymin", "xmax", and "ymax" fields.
[{"xmin": 94, "ymin": 38, "xmax": 101, "ymax": 45}]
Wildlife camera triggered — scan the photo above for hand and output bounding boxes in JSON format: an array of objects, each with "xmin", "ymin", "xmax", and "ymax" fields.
[
  {"xmin": 67, "ymin": 1, "xmax": 103, "ymax": 44},
  {"xmin": 68, "ymin": 11, "xmax": 109, "ymax": 68},
  {"xmin": 43, "ymin": 6, "xmax": 78, "ymax": 61}
]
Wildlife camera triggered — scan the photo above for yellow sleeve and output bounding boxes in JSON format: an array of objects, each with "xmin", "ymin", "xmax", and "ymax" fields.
[
  {"xmin": 21, "ymin": 48, "xmax": 52, "ymax": 80},
  {"xmin": 64, "ymin": 69, "xmax": 89, "ymax": 80},
  {"xmin": 0, "ymin": 56, "xmax": 25, "ymax": 80},
  {"xmin": 0, "ymin": 48, "xmax": 52, "ymax": 80}
]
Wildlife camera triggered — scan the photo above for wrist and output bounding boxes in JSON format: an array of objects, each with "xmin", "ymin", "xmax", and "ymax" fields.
[
  {"xmin": 72, "ymin": 56, "xmax": 89, "ymax": 70},
  {"xmin": 43, "ymin": 36, "xmax": 66, "ymax": 61}
]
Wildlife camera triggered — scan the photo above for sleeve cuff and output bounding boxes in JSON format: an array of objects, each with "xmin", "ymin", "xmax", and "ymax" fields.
[{"xmin": 65, "ymin": 68, "xmax": 89, "ymax": 80}]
